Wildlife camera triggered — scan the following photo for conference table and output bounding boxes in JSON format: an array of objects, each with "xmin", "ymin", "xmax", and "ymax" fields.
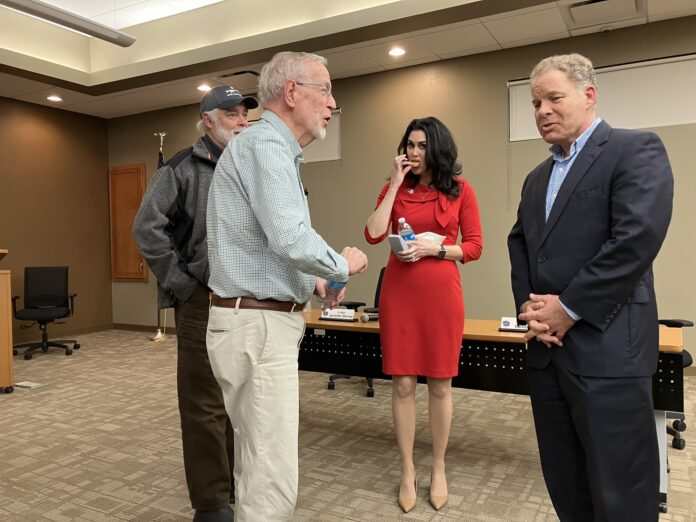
[{"xmin": 298, "ymin": 308, "xmax": 686, "ymax": 513}]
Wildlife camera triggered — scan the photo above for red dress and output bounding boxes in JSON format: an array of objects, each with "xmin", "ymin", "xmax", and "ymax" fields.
[{"xmin": 365, "ymin": 179, "xmax": 482, "ymax": 378}]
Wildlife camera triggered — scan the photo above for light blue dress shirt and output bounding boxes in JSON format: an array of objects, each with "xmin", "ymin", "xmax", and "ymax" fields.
[
  {"xmin": 545, "ymin": 117, "xmax": 602, "ymax": 321},
  {"xmin": 206, "ymin": 110, "xmax": 349, "ymax": 303}
]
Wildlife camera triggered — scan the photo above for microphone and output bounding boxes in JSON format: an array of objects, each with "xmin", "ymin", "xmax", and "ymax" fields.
[{"xmin": 359, "ymin": 313, "xmax": 370, "ymax": 323}]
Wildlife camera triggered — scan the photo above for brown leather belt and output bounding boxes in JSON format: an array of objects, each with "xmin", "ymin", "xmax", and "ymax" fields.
[{"xmin": 211, "ymin": 295, "xmax": 306, "ymax": 312}]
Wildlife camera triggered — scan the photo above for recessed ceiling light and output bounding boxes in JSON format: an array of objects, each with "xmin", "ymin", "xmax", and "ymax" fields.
[
  {"xmin": 47, "ymin": 95, "xmax": 63, "ymax": 102},
  {"xmin": 389, "ymin": 47, "xmax": 406, "ymax": 57},
  {"xmin": 197, "ymin": 84, "xmax": 212, "ymax": 92}
]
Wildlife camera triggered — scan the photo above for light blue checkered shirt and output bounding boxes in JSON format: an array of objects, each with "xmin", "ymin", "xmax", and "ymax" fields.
[
  {"xmin": 545, "ymin": 117, "xmax": 601, "ymax": 321},
  {"xmin": 206, "ymin": 110, "xmax": 349, "ymax": 303},
  {"xmin": 545, "ymin": 118, "xmax": 602, "ymax": 220}
]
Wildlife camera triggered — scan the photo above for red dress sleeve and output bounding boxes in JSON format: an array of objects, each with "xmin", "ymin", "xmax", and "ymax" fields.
[
  {"xmin": 457, "ymin": 179, "xmax": 483, "ymax": 264},
  {"xmin": 364, "ymin": 182, "xmax": 391, "ymax": 245}
]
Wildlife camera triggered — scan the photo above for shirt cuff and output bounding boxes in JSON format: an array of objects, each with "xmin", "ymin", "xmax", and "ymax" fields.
[{"xmin": 560, "ymin": 300, "xmax": 581, "ymax": 321}]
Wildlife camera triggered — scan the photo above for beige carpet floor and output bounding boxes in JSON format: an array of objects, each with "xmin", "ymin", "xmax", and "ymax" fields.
[{"xmin": 1, "ymin": 330, "xmax": 694, "ymax": 521}]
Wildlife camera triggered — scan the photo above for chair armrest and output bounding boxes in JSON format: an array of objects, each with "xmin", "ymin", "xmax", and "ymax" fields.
[
  {"xmin": 341, "ymin": 301, "xmax": 366, "ymax": 311},
  {"xmin": 659, "ymin": 319, "xmax": 694, "ymax": 328},
  {"xmin": 11, "ymin": 295, "xmax": 20, "ymax": 314},
  {"xmin": 68, "ymin": 293, "xmax": 77, "ymax": 316}
]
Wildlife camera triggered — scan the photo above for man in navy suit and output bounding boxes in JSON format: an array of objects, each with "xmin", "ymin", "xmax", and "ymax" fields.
[{"xmin": 507, "ymin": 53, "xmax": 674, "ymax": 521}]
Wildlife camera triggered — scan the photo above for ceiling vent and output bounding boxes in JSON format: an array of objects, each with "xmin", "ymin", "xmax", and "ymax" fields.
[{"xmin": 559, "ymin": 0, "xmax": 645, "ymax": 30}]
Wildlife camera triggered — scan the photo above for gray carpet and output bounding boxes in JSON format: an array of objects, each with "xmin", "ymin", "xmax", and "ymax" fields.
[{"xmin": 1, "ymin": 330, "xmax": 694, "ymax": 521}]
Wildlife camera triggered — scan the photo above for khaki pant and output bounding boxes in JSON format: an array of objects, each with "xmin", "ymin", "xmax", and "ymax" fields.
[{"xmin": 207, "ymin": 304, "xmax": 305, "ymax": 522}]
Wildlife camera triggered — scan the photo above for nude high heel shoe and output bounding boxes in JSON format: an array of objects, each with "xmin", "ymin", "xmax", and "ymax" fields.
[
  {"xmin": 429, "ymin": 474, "xmax": 448, "ymax": 510},
  {"xmin": 398, "ymin": 478, "xmax": 417, "ymax": 513}
]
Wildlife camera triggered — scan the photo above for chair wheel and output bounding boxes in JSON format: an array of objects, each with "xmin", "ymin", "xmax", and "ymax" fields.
[
  {"xmin": 327, "ymin": 381, "xmax": 335, "ymax": 390},
  {"xmin": 3, "ymin": 386, "xmax": 13, "ymax": 393},
  {"xmin": 366, "ymin": 388, "xmax": 374, "ymax": 397},
  {"xmin": 672, "ymin": 438, "xmax": 686, "ymax": 450},
  {"xmin": 24, "ymin": 352, "xmax": 32, "ymax": 360},
  {"xmin": 42, "ymin": 347, "xmax": 48, "ymax": 352},
  {"xmin": 74, "ymin": 343, "xmax": 80, "ymax": 349},
  {"xmin": 65, "ymin": 349, "xmax": 73, "ymax": 356},
  {"xmin": 673, "ymin": 419, "xmax": 687, "ymax": 432}
]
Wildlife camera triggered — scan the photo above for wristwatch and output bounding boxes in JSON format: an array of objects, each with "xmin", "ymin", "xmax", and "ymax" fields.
[{"xmin": 437, "ymin": 245, "xmax": 446, "ymax": 259}]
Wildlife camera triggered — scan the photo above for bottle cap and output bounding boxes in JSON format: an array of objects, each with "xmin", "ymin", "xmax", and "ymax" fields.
[{"xmin": 398, "ymin": 217, "xmax": 405, "ymax": 223}]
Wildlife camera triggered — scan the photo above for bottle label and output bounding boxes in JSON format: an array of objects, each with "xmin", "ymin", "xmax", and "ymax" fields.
[
  {"xmin": 327, "ymin": 279, "xmax": 347, "ymax": 290},
  {"xmin": 399, "ymin": 230, "xmax": 416, "ymax": 241}
]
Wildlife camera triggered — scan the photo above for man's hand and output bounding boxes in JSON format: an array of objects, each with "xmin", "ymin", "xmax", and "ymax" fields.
[
  {"xmin": 519, "ymin": 293, "xmax": 576, "ymax": 346},
  {"xmin": 314, "ymin": 277, "xmax": 346, "ymax": 309},
  {"xmin": 342, "ymin": 247, "xmax": 368, "ymax": 275}
]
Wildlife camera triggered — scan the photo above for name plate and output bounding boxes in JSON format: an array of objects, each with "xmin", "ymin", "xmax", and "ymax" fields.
[
  {"xmin": 320, "ymin": 308, "xmax": 357, "ymax": 322},
  {"xmin": 499, "ymin": 316, "xmax": 528, "ymax": 332}
]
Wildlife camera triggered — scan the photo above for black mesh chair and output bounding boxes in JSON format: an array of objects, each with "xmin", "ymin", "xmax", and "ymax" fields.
[
  {"xmin": 659, "ymin": 319, "xmax": 693, "ymax": 450},
  {"xmin": 12, "ymin": 266, "xmax": 79, "ymax": 360},
  {"xmin": 327, "ymin": 267, "xmax": 386, "ymax": 397}
]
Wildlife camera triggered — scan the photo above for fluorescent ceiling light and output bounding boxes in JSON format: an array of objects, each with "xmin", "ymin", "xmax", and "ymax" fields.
[
  {"xmin": 0, "ymin": 0, "xmax": 136, "ymax": 47},
  {"xmin": 197, "ymin": 84, "xmax": 212, "ymax": 92},
  {"xmin": 46, "ymin": 95, "xmax": 62, "ymax": 102},
  {"xmin": 389, "ymin": 47, "xmax": 406, "ymax": 57}
]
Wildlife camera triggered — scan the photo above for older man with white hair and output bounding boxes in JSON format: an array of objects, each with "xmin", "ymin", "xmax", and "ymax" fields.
[{"xmin": 206, "ymin": 52, "xmax": 368, "ymax": 521}]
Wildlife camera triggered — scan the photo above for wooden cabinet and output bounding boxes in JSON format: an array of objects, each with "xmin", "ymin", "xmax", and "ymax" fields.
[{"xmin": 0, "ymin": 268, "xmax": 13, "ymax": 393}]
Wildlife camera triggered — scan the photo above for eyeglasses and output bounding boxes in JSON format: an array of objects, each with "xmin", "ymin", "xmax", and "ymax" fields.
[{"xmin": 295, "ymin": 81, "xmax": 333, "ymax": 98}]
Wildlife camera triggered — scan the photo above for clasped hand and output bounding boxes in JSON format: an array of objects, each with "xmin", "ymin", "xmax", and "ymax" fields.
[
  {"xmin": 518, "ymin": 293, "xmax": 576, "ymax": 347},
  {"xmin": 396, "ymin": 239, "xmax": 438, "ymax": 263}
]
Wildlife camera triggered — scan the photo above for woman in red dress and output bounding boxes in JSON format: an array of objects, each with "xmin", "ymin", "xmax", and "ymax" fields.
[{"xmin": 365, "ymin": 117, "xmax": 483, "ymax": 513}]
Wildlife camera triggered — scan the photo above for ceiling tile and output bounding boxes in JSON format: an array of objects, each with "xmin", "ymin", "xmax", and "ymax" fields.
[
  {"xmin": 647, "ymin": 0, "xmax": 696, "ymax": 22},
  {"xmin": 383, "ymin": 55, "xmax": 441, "ymax": 71},
  {"xmin": 41, "ymin": 0, "xmax": 114, "ymax": 18},
  {"xmin": 322, "ymin": 49, "xmax": 382, "ymax": 78},
  {"xmin": 355, "ymin": 36, "xmax": 438, "ymax": 67},
  {"xmin": 415, "ymin": 21, "xmax": 499, "ymax": 58},
  {"xmin": 117, "ymin": 0, "xmax": 178, "ymax": 25},
  {"xmin": 482, "ymin": 6, "xmax": 569, "ymax": 45}
]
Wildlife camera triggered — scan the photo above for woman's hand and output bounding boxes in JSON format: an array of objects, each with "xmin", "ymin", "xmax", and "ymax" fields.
[
  {"xmin": 390, "ymin": 154, "xmax": 411, "ymax": 189},
  {"xmin": 395, "ymin": 239, "xmax": 439, "ymax": 263}
]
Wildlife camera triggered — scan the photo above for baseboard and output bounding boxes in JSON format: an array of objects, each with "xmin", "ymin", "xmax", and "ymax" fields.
[
  {"xmin": 684, "ymin": 366, "xmax": 696, "ymax": 377},
  {"xmin": 112, "ymin": 323, "xmax": 177, "ymax": 335}
]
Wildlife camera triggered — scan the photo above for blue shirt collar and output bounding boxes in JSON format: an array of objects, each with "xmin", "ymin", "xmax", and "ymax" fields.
[{"xmin": 550, "ymin": 117, "xmax": 602, "ymax": 162}]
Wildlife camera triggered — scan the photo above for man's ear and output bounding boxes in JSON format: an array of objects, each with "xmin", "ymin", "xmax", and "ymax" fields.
[
  {"xmin": 283, "ymin": 80, "xmax": 297, "ymax": 109},
  {"xmin": 584, "ymin": 84, "xmax": 597, "ymax": 108}
]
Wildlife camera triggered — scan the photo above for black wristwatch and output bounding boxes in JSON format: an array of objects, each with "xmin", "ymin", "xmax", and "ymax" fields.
[{"xmin": 437, "ymin": 245, "xmax": 446, "ymax": 259}]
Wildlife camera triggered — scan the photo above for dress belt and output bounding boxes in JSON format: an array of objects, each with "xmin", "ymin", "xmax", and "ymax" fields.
[{"xmin": 211, "ymin": 295, "xmax": 306, "ymax": 312}]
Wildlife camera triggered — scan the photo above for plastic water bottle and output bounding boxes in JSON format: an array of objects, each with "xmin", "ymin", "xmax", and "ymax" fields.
[
  {"xmin": 322, "ymin": 279, "xmax": 347, "ymax": 309},
  {"xmin": 397, "ymin": 217, "xmax": 416, "ymax": 241}
]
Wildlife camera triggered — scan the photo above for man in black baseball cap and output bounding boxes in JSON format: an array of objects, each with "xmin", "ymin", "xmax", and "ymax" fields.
[
  {"xmin": 134, "ymin": 84, "xmax": 258, "ymax": 522},
  {"xmin": 200, "ymin": 85, "xmax": 259, "ymax": 113}
]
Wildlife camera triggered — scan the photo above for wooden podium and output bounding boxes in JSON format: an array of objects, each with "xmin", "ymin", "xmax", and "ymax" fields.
[{"xmin": 0, "ymin": 248, "xmax": 14, "ymax": 393}]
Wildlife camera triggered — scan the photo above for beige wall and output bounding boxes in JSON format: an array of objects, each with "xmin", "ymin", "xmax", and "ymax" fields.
[
  {"xmin": 0, "ymin": 97, "xmax": 112, "ymax": 343},
  {"xmin": 108, "ymin": 16, "xmax": 696, "ymax": 348}
]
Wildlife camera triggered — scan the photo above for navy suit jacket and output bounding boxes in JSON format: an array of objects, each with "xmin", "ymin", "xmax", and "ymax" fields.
[{"xmin": 507, "ymin": 120, "xmax": 674, "ymax": 377}]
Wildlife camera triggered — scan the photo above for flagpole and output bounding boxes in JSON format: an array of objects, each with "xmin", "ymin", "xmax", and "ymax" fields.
[{"xmin": 150, "ymin": 131, "xmax": 167, "ymax": 343}]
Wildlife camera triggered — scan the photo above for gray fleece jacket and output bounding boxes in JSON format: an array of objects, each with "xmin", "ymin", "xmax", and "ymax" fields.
[{"xmin": 133, "ymin": 135, "xmax": 222, "ymax": 308}]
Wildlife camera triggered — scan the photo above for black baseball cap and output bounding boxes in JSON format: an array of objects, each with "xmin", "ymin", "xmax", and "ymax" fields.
[{"xmin": 200, "ymin": 85, "xmax": 259, "ymax": 113}]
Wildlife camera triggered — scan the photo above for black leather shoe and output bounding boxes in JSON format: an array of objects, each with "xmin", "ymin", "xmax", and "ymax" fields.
[{"xmin": 192, "ymin": 506, "xmax": 234, "ymax": 522}]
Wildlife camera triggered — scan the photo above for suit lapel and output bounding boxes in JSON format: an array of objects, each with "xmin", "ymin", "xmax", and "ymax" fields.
[
  {"xmin": 533, "ymin": 158, "xmax": 554, "ymax": 233},
  {"xmin": 539, "ymin": 121, "xmax": 611, "ymax": 246}
]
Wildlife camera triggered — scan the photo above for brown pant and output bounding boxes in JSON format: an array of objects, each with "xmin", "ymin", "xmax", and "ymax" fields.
[{"xmin": 175, "ymin": 285, "xmax": 234, "ymax": 511}]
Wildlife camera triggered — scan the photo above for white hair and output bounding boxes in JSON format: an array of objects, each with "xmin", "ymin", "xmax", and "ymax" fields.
[
  {"xmin": 258, "ymin": 51, "xmax": 327, "ymax": 106},
  {"xmin": 196, "ymin": 108, "xmax": 219, "ymax": 134}
]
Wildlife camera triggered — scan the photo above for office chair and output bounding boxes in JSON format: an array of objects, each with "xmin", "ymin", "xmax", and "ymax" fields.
[
  {"xmin": 12, "ymin": 266, "xmax": 80, "ymax": 360},
  {"xmin": 327, "ymin": 267, "xmax": 385, "ymax": 397},
  {"xmin": 659, "ymin": 319, "xmax": 693, "ymax": 450}
]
